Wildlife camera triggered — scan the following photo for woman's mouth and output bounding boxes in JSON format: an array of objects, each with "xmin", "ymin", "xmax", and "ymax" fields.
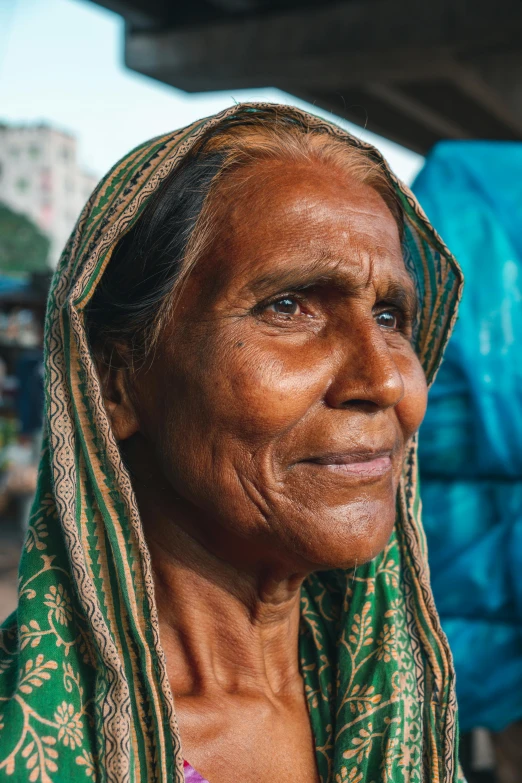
[{"xmin": 300, "ymin": 452, "xmax": 393, "ymax": 479}]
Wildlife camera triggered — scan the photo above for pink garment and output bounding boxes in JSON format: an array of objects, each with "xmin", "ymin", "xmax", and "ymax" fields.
[{"xmin": 183, "ymin": 760, "xmax": 210, "ymax": 783}]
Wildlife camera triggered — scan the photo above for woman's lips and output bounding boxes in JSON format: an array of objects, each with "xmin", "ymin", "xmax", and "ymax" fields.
[{"xmin": 300, "ymin": 452, "xmax": 393, "ymax": 479}]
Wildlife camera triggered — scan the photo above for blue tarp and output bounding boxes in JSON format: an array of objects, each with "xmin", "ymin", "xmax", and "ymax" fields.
[
  {"xmin": 412, "ymin": 142, "xmax": 522, "ymax": 732},
  {"xmin": 0, "ymin": 276, "xmax": 29, "ymax": 295}
]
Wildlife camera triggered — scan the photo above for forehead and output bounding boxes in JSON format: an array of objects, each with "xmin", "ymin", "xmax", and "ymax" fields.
[{"xmin": 198, "ymin": 157, "xmax": 408, "ymax": 291}]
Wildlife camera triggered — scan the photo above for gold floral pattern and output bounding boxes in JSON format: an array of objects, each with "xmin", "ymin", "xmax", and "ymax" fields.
[
  {"xmin": 300, "ymin": 532, "xmax": 436, "ymax": 782},
  {"xmin": 25, "ymin": 518, "xmax": 49, "ymax": 553},
  {"xmin": 76, "ymin": 749, "xmax": 96, "ymax": 777},
  {"xmin": 54, "ymin": 702, "xmax": 83, "ymax": 749},
  {"xmin": 44, "ymin": 585, "xmax": 73, "ymax": 626},
  {"xmin": 376, "ymin": 624, "xmax": 398, "ymax": 662},
  {"xmin": 336, "ymin": 766, "xmax": 363, "ymax": 783},
  {"xmin": 0, "ymin": 649, "xmax": 92, "ymax": 782}
]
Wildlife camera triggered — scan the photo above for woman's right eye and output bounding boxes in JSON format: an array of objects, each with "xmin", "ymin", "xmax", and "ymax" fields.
[
  {"xmin": 266, "ymin": 297, "xmax": 302, "ymax": 317},
  {"xmin": 258, "ymin": 296, "xmax": 304, "ymax": 319}
]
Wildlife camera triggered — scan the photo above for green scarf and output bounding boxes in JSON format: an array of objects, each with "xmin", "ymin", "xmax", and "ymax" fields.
[{"xmin": 0, "ymin": 104, "xmax": 463, "ymax": 783}]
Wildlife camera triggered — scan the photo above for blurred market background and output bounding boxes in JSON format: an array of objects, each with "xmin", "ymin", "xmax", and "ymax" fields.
[{"xmin": 1, "ymin": 1, "xmax": 522, "ymax": 781}]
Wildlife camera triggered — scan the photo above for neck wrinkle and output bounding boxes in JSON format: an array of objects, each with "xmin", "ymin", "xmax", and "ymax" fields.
[{"xmin": 147, "ymin": 529, "xmax": 306, "ymax": 700}]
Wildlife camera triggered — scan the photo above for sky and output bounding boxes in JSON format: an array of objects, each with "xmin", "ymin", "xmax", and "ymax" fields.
[{"xmin": 0, "ymin": 0, "xmax": 424, "ymax": 183}]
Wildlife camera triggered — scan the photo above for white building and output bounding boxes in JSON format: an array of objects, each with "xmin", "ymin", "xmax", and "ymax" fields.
[{"xmin": 0, "ymin": 123, "xmax": 98, "ymax": 269}]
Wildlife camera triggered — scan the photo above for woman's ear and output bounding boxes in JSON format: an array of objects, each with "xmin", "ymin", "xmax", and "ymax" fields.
[{"xmin": 95, "ymin": 350, "xmax": 140, "ymax": 442}]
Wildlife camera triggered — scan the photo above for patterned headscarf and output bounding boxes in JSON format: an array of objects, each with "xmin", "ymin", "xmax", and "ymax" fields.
[{"xmin": 0, "ymin": 104, "xmax": 463, "ymax": 783}]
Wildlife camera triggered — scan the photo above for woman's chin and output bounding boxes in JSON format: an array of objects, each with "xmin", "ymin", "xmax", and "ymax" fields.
[{"xmin": 283, "ymin": 499, "xmax": 397, "ymax": 572}]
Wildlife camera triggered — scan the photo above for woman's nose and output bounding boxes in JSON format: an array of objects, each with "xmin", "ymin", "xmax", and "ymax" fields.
[{"xmin": 324, "ymin": 324, "xmax": 405, "ymax": 412}]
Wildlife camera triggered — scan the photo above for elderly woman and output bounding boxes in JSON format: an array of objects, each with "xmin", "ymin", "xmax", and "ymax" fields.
[{"xmin": 0, "ymin": 105, "xmax": 462, "ymax": 783}]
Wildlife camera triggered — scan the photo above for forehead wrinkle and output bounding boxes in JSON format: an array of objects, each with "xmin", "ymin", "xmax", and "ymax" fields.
[
  {"xmin": 242, "ymin": 244, "xmax": 407, "ymax": 300},
  {"xmin": 241, "ymin": 261, "xmax": 332, "ymax": 299},
  {"xmin": 319, "ymin": 243, "xmax": 409, "ymax": 296}
]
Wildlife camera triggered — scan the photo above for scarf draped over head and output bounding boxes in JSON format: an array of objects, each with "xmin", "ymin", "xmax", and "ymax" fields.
[{"xmin": 0, "ymin": 104, "xmax": 463, "ymax": 783}]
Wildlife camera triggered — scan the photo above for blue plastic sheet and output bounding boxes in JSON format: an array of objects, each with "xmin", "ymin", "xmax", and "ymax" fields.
[{"xmin": 412, "ymin": 142, "xmax": 522, "ymax": 731}]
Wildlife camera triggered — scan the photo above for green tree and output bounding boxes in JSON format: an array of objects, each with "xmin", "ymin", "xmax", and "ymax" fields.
[{"xmin": 0, "ymin": 202, "xmax": 51, "ymax": 274}]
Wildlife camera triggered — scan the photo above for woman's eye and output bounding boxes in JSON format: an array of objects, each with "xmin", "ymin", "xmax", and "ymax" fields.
[
  {"xmin": 375, "ymin": 310, "xmax": 399, "ymax": 329},
  {"xmin": 267, "ymin": 297, "xmax": 302, "ymax": 316}
]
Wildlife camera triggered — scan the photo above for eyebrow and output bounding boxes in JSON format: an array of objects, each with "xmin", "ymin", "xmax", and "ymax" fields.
[
  {"xmin": 245, "ymin": 254, "xmax": 419, "ymax": 316},
  {"xmin": 246, "ymin": 255, "xmax": 346, "ymax": 296},
  {"xmin": 379, "ymin": 280, "xmax": 419, "ymax": 321}
]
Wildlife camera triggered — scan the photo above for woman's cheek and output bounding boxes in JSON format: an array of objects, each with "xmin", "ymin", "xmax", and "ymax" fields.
[{"xmin": 224, "ymin": 341, "xmax": 328, "ymax": 432}]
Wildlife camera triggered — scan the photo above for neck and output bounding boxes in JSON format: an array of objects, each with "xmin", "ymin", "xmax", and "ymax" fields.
[{"xmin": 148, "ymin": 527, "xmax": 305, "ymax": 699}]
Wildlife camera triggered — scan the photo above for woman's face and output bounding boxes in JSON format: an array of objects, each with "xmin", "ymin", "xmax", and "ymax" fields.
[{"xmin": 128, "ymin": 157, "xmax": 427, "ymax": 574}]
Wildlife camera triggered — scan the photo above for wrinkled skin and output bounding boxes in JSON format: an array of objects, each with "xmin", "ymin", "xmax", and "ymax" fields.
[{"xmin": 101, "ymin": 158, "xmax": 427, "ymax": 783}]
